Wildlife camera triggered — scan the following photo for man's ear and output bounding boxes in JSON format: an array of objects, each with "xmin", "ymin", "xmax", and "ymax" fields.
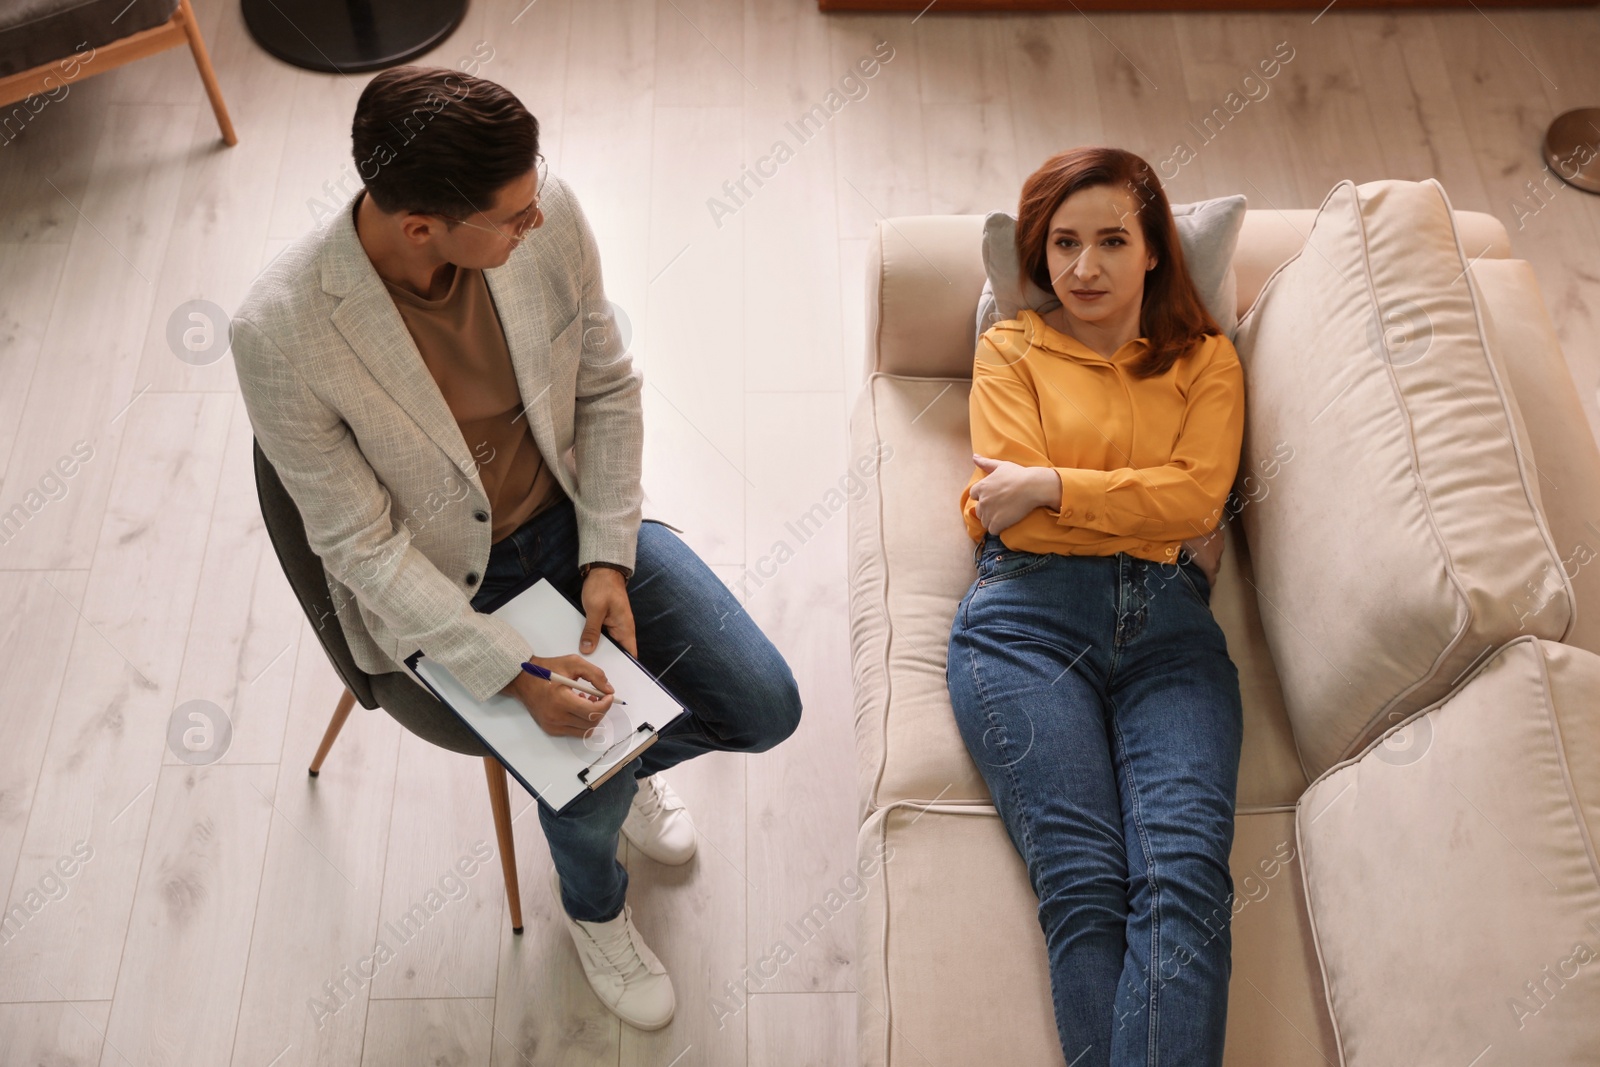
[{"xmin": 400, "ymin": 212, "xmax": 444, "ymax": 245}]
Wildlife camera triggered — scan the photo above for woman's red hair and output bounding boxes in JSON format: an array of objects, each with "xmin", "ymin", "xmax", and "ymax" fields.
[{"xmin": 1016, "ymin": 147, "xmax": 1220, "ymax": 379}]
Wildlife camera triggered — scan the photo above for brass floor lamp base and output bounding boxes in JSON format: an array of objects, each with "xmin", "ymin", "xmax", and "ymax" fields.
[{"xmin": 1544, "ymin": 108, "xmax": 1600, "ymax": 195}]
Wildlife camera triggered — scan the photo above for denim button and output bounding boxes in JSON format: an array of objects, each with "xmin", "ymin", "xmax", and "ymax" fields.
[
  {"xmin": 466, "ymin": 571, "xmax": 480, "ymax": 586},
  {"xmin": 474, "ymin": 510, "xmax": 488, "ymax": 522}
]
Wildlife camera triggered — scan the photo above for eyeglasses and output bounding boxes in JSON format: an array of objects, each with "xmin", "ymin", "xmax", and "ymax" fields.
[{"xmin": 437, "ymin": 154, "xmax": 548, "ymax": 244}]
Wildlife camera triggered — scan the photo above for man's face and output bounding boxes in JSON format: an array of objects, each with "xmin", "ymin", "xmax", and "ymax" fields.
[{"xmin": 399, "ymin": 167, "xmax": 544, "ymax": 269}]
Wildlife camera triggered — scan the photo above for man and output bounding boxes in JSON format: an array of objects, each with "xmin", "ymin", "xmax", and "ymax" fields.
[{"xmin": 232, "ymin": 66, "xmax": 802, "ymax": 1032}]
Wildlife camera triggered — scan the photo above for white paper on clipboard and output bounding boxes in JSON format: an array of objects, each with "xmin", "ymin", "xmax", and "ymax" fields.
[{"xmin": 405, "ymin": 578, "xmax": 687, "ymax": 814}]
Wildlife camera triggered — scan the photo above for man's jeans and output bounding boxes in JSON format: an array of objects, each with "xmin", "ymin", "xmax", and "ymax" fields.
[
  {"xmin": 470, "ymin": 497, "xmax": 802, "ymax": 923},
  {"xmin": 946, "ymin": 533, "xmax": 1243, "ymax": 1067}
]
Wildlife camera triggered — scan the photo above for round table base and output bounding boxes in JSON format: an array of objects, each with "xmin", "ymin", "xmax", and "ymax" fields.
[
  {"xmin": 1543, "ymin": 108, "xmax": 1600, "ymax": 195},
  {"xmin": 242, "ymin": 0, "xmax": 469, "ymax": 75}
]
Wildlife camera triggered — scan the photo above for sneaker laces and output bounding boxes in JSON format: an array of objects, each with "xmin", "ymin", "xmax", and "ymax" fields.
[
  {"xmin": 633, "ymin": 776, "xmax": 681, "ymax": 821},
  {"xmin": 582, "ymin": 909, "xmax": 651, "ymax": 981}
]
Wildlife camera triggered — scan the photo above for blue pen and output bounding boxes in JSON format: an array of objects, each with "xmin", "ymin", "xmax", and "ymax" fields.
[{"xmin": 521, "ymin": 661, "xmax": 627, "ymax": 705}]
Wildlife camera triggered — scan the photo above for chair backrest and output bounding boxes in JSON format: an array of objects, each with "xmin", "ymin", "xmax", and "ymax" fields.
[{"xmin": 252, "ymin": 437, "xmax": 378, "ymax": 710}]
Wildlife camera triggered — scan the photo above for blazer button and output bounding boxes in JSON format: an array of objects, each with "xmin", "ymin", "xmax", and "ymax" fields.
[
  {"xmin": 474, "ymin": 510, "xmax": 488, "ymax": 522},
  {"xmin": 466, "ymin": 572, "xmax": 480, "ymax": 586}
]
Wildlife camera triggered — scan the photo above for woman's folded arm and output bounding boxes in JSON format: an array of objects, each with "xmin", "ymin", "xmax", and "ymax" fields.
[
  {"xmin": 1049, "ymin": 345, "xmax": 1244, "ymax": 540},
  {"xmin": 964, "ymin": 333, "xmax": 1245, "ymax": 542}
]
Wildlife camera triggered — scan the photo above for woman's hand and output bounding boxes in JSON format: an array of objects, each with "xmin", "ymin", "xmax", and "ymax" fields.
[
  {"xmin": 970, "ymin": 454, "xmax": 1061, "ymax": 534},
  {"xmin": 971, "ymin": 452, "xmax": 1228, "ymax": 584},
  {"xmin": 1181, "ymin": 524, "xmax": 1225, "ymax": 587}
]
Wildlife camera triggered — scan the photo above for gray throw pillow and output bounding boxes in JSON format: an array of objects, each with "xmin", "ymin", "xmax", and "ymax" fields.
[{"xmin": 975, "ymin": 193, "xmax": 1246, "ymax": 347}]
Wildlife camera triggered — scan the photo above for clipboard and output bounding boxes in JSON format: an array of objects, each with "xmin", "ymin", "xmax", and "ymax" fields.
[{"xmin": 402, "ymin": 577, "xmax": 687, "ymax": 815}]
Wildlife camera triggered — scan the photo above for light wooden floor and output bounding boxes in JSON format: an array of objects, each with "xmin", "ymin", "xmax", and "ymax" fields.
[{"xmin": 2, "ymin": 2, "xmax": 1598, "ymax": 1065}]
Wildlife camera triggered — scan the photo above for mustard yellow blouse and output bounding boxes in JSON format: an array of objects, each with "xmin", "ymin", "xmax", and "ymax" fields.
[{"xmin": 959, "ymin": 308, "xmax": 1245, "ymax": 564}]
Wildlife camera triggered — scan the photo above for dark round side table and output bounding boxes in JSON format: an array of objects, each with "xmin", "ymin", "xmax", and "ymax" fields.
[{"xmin": 242, "ymin": 0, "xmax": 468, "ymax": 74}]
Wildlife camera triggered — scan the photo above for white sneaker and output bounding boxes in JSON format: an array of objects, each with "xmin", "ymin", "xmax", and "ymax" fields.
[
  {"xmin": 548, "ymin": 866, "xmax": 675, "ymax": 1030},
  {"xmin": 621, "ymin": 774, "xmax": 697, "ymax": 865}
]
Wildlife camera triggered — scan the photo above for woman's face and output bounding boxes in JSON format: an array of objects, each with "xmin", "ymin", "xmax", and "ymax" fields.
[{"xmin": 1043, "ymin": 183, "xmax": 1158, "ymax": 330}]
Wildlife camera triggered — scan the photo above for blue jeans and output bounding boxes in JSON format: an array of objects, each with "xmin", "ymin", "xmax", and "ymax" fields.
[
  {"xmin": 470, "ymin": 497, "xmax": 802, "ymax": 922},
  {"xmin": 946, "ymin": 533, "xmax": 1242, "ymax": 1067}
]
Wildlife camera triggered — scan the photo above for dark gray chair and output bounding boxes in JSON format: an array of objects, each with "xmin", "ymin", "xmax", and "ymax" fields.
[{"xmin": 253, "ymin": 437, "xmax": 525, "ymax": 932}]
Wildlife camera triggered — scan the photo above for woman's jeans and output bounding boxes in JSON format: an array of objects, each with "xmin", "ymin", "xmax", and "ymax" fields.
[
  {"xmin": 946, "ymin": 533, "xmax": 1243, "ymax": 1067},
  {"xmin": 470, "ymin": 497, "xmax": 802, "ymax": 923}
]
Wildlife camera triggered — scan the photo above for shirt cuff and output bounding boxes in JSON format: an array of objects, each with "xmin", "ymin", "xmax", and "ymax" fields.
[{"xmin": 1051, "ymin": 467, "xmax": 1112, "ymax": 527}]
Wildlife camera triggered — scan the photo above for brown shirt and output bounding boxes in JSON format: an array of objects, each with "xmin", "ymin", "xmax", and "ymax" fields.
[{"xmin": 382, "ymin": 260, "xmax": 566, "ymax": 544}]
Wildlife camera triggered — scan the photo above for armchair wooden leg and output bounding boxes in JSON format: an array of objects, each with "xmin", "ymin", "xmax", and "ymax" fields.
[
  {"xmin": 176, "ymin": 0, "xmax": 237, "ymax": 146},
  {"xmin": 483, "ymin": 757, "xmax": 523, "ymax": 934},
  {"xmin": 308, "ymin": 688, "xmax": 356, "ymax": 776}
]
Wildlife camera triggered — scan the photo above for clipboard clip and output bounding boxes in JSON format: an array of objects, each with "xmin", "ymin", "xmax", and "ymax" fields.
[{"xmin": 576, "ymin": 722, "xmax": 656, "ymax": 784}]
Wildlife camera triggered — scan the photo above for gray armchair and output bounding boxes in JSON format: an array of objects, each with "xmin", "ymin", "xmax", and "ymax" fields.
[
  {"xmin": 0, "ymin": 0, "xmax": 235, "ymax": 146},
  {"xmin": 252, "ymin": 437, "xmax": 527, "ymax": 932}
]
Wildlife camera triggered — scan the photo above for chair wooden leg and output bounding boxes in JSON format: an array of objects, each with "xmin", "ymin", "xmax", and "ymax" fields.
[
  {"xmin": 308, "ymin": 688, "xmax": 356, "ymax": 777},
  {"xmin": 176, "ymin": 0, "xmax": 237, "ymax": 146},
  {"xmin": 483, "ymin": 758, "xmax": 524, "ymax": 934}
]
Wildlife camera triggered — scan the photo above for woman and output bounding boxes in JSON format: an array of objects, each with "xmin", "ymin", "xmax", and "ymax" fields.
[{"xmin": 947, "ymin": 147, "xmax": 1244, "ymax": 1067}]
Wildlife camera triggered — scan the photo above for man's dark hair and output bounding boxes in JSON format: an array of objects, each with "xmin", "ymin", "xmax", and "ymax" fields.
[{"xmin": 351, "ymin": 65, "xmax": 538, "ymax": 219}]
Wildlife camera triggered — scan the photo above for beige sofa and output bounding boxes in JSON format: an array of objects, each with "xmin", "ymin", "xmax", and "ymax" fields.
[{"xmin": 847, "ymin": 190, "xmax": 1600, "ymax": 1065}]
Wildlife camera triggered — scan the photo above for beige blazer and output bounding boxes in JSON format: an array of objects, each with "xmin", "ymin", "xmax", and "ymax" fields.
[{"xmin": 232, "ymin": 177, "xmax": 656, "ymax": 702}]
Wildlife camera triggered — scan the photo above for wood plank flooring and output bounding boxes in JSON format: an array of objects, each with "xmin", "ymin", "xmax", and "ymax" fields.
[{"xmin": 2, "ymin": 2, "xmax": 1598, "ymax": 1064}]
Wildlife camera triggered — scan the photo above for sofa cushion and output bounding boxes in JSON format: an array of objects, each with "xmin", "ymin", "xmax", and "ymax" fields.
[
  {"xmin": 1231, "ymin": 178, "xmax": 1573, "ymax": 780},
  {"xmin": 1468, "ymin": 257, "xmax": 1600, "ymax": 658},
  {"xmin": 847, "ymin": 374, "xmax": 1308, "ymax": 817},
  {"xmin": 1297, "ymin": 636, "xmax": 1600, "ymax": 1066},
  {"xmin": 0, "ymin": 0, "xmax": 177, "ymax": 78},
  {"xmin": 856, "ymin": 803, "xmax": 1338, "ymax": 1067},
  {"xmin": 974, "ymin": 194, "xmax": 1246, "ymax": 344},
  {"xmin": 1233, "ymin": 208, "xmax": 1509, "ymax": 324}
]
